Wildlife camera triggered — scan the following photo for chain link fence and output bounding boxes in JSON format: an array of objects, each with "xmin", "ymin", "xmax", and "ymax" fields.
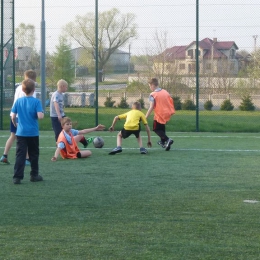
[
  {"xmin": 0, "ymin": 0, "xmax": 15, "ymax": 129},
  {"xmin": 1, "ymin": 1, "xmax": 260, "ymax": 130}
]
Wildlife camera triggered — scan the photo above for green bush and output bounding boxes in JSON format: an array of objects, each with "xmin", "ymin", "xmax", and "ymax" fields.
[
  {"xmin": 172, "ymin": 96, "xmax": 182, "ymax": 110},
  {"xmin": 118, "ymin": 97, "xmax": 129, "ymax": 108},
  {"xmin": 181, "ymin": 99, "xmax": 196, "ymax": 110},
  {"xmin": 104, "ymin": 96, "xmax": 116, "ymax": 108},
  {"xmin": 239, "ymin": 95, "xmax": 255, "ymax": 111},
  {"xmin": 220, "ymin": 99, "xmax": 234, "ymax": 111},
  {"xmin": 204, "ymin": 100, "xmax": 213, "ymax": 111},
  {"xmin": 126, "ymin": 80, "xmax": 150, "ymax": 92}
]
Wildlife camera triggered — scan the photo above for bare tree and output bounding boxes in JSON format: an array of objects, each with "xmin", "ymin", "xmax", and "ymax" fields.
[
  {"xmin": 149, "ymin": 30, "xmax": 182, "ymax": 94},
  {"xmin": 63, "ymin": 8, "xmax": 137, "ymax": 82},
  {"xmin": 248, "ymin": 48, "xmax": 260, "ymax": 88}
]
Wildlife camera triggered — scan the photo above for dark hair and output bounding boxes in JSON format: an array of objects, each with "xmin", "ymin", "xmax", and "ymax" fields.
[
  {"xmin": 148, "ymin": 78, "xmax": 159, "ymax": 86},
  {"xmin": 24, "ymin": 70, "xmax": 37, "ymax": 81},
  {"xmin": 133, "ymin": 101, "xmax": 141, "ymax": 110},
  {"xmin": 22, "ymin": 79, "xmax": 35, "ymax": 95}
]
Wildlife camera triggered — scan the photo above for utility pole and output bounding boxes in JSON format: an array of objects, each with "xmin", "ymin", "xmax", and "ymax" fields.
[
  {"xmin": 127, "ymin": 44, "xmax": 131, "ymax": 82},
  {"xmin": 253, "ymin": 35, "xmax": 258, "ymax": 52},
  {"xmin": 195, "ymin": 0, "xmax": 199, "ymax": 132},
  {"xmin": 41, "ymin": 0, "xmax": 46, "ymax": 112}
]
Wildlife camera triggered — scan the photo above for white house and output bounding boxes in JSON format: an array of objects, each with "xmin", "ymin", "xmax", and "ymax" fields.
[{"xmin": 154, "ymin": 38, "xmax": 240, "ymax": 76}]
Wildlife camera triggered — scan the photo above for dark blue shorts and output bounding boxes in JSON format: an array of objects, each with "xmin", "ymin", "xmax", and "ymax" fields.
[{"xmin": 10, "ymin": 118, "xmax": 17, "ymax": 133}]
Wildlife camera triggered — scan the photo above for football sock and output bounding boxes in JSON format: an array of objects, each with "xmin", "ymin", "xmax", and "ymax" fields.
[{"xmin": 80, "ymin": 137, "xmax": 88, "ymax": 146}]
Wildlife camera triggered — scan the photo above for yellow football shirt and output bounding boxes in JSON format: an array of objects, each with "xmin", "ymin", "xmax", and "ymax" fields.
[{"xmin": 118, "ymin": 109, "xmax": 148, "ymax": 131}]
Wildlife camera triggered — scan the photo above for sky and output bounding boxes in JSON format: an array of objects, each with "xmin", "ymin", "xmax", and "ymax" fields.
[{"xmin": 14, "ymin": 0, "xmax": 260, "ymax": 55}]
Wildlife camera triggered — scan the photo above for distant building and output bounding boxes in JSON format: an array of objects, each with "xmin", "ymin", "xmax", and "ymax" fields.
[
  {"xmin": 106, "ymin": 49, "xmax": 131, "ymax": 72},
  {"xmin": 15, "ymin": 46, "xmax": 33, "ymax": 71},
  {"xmin": 72, "ymin": 47, "xmax": 131, "ymax": 73},
  {"xmin": 154, "ymin": 38, "xmax": 241, "ymax": 76}
]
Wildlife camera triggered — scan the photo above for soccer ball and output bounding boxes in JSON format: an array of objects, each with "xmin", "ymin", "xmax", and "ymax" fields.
[{"xmin": 93, "ymin": 137, "xmax": 104, "ymax": 148}]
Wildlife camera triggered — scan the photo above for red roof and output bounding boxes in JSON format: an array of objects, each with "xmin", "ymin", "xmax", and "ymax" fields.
[
  {"xmin": 160, "ymin": 46, "xmax": 186, "ymax": 60},
  {"xmin": 160, "ymin": 38, "xmax": 238, "ymax": 60}
]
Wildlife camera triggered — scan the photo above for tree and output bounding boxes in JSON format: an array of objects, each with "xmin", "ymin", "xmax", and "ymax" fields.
[
  {"xmin": 239, "ymin": 95, "xmax": 255, "ymax": 111},
  {"xmin": 63, "ymin": 8, "xmax": 137, "ymax": 82},
  {"xmin": 52, "ymin": 37, "xmax": 74, "ymax": 87},
  {"xmin": 45, "ymin": 52, "xmax": 57, "ymax": 91},
  {"xmin": 220, "ymin": 99, "xmax": 234, "ymax": 111},
  {"xmin": 15, "ymin": 23, "xmax": 39, "ymax": 72},
  {"xmin": 15, "ymin": 23, "xmax": 36, "ymax": 49},
  {"xmin": 27, "ymin": 50, "xmax": 40, "ymax": 71},
  {"xmin": 247, "ymin": 48, "xmax": 260, "ymax": 88}
]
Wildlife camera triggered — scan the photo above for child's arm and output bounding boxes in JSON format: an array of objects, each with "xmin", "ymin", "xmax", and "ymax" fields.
[
  {"xmin": 54, "ymin": 102, "xmax": 62, "ymax": 121},
  {"xmin": 145, "ymin": 101, "xmax": 154, "ymax": 118},
  {"xmin": 51, "ymin": 147, "xmax": 61, "ymax": 161},
  {"xmin": 145, "ymin": 124, "xmax": 152, "ymax": 147},
  {"xmin": 11, "ymin": 112, "xmax": 17, "ymax": 127},
  {"xmin": 109, "ymin": 116, "xmax": 119, "ymax": 131},
  {"xmin": 37, "ymin": 112, "xmax": 44, "ymax": 119},
  {"xmin": 78, "ymin": 124, "xmax": 105, "ymax": 135}
]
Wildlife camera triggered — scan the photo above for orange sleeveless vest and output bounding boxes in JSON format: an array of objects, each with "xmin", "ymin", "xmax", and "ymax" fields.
[
  {"xmin": 151, "ymin": 89, "xmax": 175, "ymax": 124},
  {"xmin": 57, "ymin": 131, "xmax": 80, "ymax": 159}
]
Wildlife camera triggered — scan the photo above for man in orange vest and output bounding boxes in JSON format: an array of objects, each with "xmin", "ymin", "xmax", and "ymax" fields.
[{"xmin": 146, "ymin": 78, "xmax": 175, "ymax": 151}]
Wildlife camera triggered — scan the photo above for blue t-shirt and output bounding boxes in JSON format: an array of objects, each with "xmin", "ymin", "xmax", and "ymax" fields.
[{"xmin": 11, "ymin": 96, "xmax": 43, "ymax": 136}]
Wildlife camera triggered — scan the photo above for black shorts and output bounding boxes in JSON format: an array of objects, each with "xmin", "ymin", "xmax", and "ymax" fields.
[
  {"xmin": 76, "ymin": 152, "xmax": 82, "ymax": 158},
  {"xmin": 121, "ymin": 128, "xmax": 140, "ymax": 139}
]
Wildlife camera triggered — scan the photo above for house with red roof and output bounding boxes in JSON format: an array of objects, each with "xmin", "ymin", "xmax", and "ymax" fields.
[{"xmin": 153, "ymin": 38, "xmax": 240, "ymax": 76}]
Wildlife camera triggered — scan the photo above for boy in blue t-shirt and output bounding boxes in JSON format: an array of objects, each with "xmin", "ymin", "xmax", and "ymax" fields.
[{"xmin": 11, "ymin": 79, "xmax": 44, "ymax": 184}]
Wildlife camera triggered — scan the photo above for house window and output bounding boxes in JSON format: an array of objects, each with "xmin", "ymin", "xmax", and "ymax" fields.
[
  {"xmin": 230, "ymin": 49, "xmax": 235, "ymax": 59},
  {"xmin": 188, "ymin": 64, "xmax": 196, "ymax": 73},
  {"xmin": 179, "ymin": 63, "xmax": 185, "ymax": 70},
  {"xmin": 187, "ymin": 49, "xmax": 193, "ymax": 59},
  {"xmin": 187, "ymin": 49, "xmax": 200, "ymax": 58}
]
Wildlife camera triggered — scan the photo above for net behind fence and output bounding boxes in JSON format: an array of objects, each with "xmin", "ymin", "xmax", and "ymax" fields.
[{"xmin": 1, "ymin": 1, "xmax": 259, "ymax": 131}]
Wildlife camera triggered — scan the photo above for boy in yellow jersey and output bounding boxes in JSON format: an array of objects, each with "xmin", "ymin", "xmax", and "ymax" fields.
[
  {"xmin": 146, "ymin": 78, "xmax": 175, "ymax": 151},
  {"xmin": 109, "ymin": 101, "xmax": 152, "ymax": 155}
]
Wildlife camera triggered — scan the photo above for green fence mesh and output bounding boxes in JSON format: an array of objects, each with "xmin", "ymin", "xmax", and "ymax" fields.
[
  {"xmin": 0, "ymin": 0, "xmax": 15, "ymax": 129},
  {"xmin": 1, "ymin": 1, "xmax": 260, "ymax": 131}
]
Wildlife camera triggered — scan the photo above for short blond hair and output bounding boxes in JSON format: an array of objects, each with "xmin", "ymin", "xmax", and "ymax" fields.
[{"xmin": 57, "ymin": 79, "xmax": 68, "ymax": 90}]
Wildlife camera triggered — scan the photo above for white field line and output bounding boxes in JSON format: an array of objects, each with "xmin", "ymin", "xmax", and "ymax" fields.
[
  {"xmin": 1, "ymin": 135, "xmax": 260, "ymax": 152},
  {"xmin": 1, "ymin": 135, "xmax": 260, "ymax": 139},
  {"xmin": 1, "ymin": 146, "xmax": 259, "ymax": 153}
]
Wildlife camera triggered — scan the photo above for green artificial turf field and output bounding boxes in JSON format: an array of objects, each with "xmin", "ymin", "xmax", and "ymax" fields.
[{"xmin": 1, "ymin": 131, "xmax": 260, "ymax": 259}]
